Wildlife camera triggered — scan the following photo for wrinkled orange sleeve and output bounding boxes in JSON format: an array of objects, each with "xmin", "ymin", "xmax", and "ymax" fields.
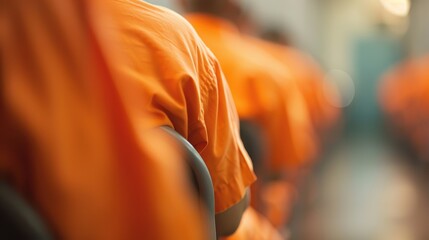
[
  {"xmin": 1, "ymin": 0, "xmax": 206, "ymax": 239},
  {"xmin": 111, "ymin": 0, "xmax": 256, "ymax": 213}
]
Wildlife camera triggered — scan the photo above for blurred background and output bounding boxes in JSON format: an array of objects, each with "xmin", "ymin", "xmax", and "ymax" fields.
[
  {"xmin": 148, "ymin": 0, "xmax": 429, "ymax": 239},
  {"xmin": 150, "ymin": 0, "xmax": 427, "ymax": 132}
]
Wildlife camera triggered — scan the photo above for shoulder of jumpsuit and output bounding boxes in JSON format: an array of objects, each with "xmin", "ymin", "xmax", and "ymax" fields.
[
  {"xmin": 185, "ymin": 13, "xmax": 284, "ymax": 85},
  {"xmin": 114, "ymin": 0, "xmax": 218, "ymax": 78},
  {"xmin": 112, "ymin": 0, "xmax": 221, "ymax": 131},
  {"xmin": 242, "ymin": 36, "xmax": 302, "ymax": 98},
  {"xmin": 245, "ymin": 36, "xmax": 294, "ymax": 65},
  {"xmin": 250, "ymin": 37, "xmax": 310, "ymax": 84},
  {"xmin": 184, "ymin": 13, "xmax": 250, "ymax": 54},
  {"xmin": 248, "ymin": 40, "xmax": 327, "ymax": 123},
  {"xmin": 246, "ymin": 36, "xmax": 321, "ymax": 86},
  {"xmin": 231, "ymin": 35, "xmax": 296, "ymax": 119},
  {"xmin": 281, "ymin": 46, "xmax": 326, "ymax": 85}
]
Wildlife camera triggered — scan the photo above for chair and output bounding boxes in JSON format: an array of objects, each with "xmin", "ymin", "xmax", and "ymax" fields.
[
  {"xmin": 0, "ymin": 181, "xmax": 52, "ymax": 240},
  {"xmin": 161, "ymin": 126, "xmax": 217, "ymax": 240}
]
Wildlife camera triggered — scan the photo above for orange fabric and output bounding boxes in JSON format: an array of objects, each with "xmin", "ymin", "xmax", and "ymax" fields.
[
  {"xmin": 186, "ymin": 13, "xmax": 304, "ymax": 174},
  {"xmin": 252, "ymin": 39, "xmax": 340, "ymax": 132},
  {"xmin": 222, "ymin": 207, "xmax": 283, "ymax": 240},
  {"xmin": 379, "ymin": 56, "xmax": 429, "ymax": 159},
  {"xmin": 261, "ymin": 181, "xmax": 296, "ymax": 229},
  {"xmin": 245, "ymin": 38, "xmax": 322, "ymax": 170},
  {"xmin": 186, "ymin": 14, "xmax": 282, "ymax": 120},
  {"xmin": 111, "ymin": 0, "xmax": 256, "ymax": 213},
  {"xmin": 1, "ymin": 0, "xmax": 206, "ymax": 239},
  {"xmin": 379, "ymin": 60, "xmax": 417, "ymax": 133}
]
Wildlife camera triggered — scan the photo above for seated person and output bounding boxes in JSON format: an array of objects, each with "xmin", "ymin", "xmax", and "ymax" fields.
[
  {"xmin": 111, "ymin": 0, "xmax": 257, "ymax": 236},
  {"xmin": 1, "ymin": 0, "xmax": 206, "ymax": 239}
]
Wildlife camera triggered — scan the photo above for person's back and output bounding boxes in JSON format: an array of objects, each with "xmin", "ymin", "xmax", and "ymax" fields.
[
  {"xmin": 111, "ymin": 0, "xmax": 256, "ymax": 236},
  {"xmin": 274, "ymin": 45, "xmax": 340, "ymax": 136},
  {"xmin": 379, "ymin": 56, "xmax": 429, "ymax": 161},
  {"xmin": 245, "ymin": 37, "xmax": 322, "ymax": 171},
  {"xmin": 1, "ymin": 0, "xmax": 205, "ymax": 239}
]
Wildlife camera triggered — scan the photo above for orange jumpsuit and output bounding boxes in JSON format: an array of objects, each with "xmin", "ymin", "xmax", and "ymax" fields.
[
  {"xmin": 222, "ymin": 207, "xmax": 283, "ymax": 240},
  {"xmin": 255, "ymin": 39, "xmax": 340, "ymax": 135},
  {"xmin": 246, "ymin": 37, "xmax": 325, "ymax": 171},
  {"xmin": 186, "ymin": 13, "xmax": 302, "ymax": 176},
  {"xmin": 379, "ymin": 56, "xmax": 429, "ymax": 160},
  {"xmin": 379, "ymin": 60, "xmax": 417, "ymax": 135},
  {"xmin": 260, "ymin": 180, "xmax": 296, "ymax": 230},
  {"xmin": 1, "ymin": 0, "xmax": 205, "ymax": 239},
  {"xmin": 111, "ymin": 0, "xmax": 256, "ymax": 213},
  {"xmin": 241, "ymin": 37, "xmax": 336, "ymax": 229}
]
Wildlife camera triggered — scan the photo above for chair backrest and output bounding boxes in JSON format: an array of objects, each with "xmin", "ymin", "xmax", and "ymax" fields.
[
  {"xmin": 0, "ymin": 182, "xmax": 52, "ymax": 240},
  {"xmin": 0, "ymin": 127, "xmax": 216, "ymax": 240},
  {"xmin": 161, "ymin": 126, "xmax": 217, "ymax": 240}
]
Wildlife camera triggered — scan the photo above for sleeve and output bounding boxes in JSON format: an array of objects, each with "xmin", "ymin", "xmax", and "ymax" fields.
[{"xmin": 193, "ymin": 50, "xmax": 257, "ymax": 213}]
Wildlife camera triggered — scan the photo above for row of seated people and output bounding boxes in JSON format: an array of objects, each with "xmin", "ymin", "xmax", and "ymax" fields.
[
  {"xmin": 1, "ymin": 0, "xmax": 341, "ymax": 239},
  {"xmin": 379, "ymin": 55, "xmax": 429, "ymax": 164},
  {"xmin": 183, "ymin": 1, "xmax": 341, "ymax": 239}
]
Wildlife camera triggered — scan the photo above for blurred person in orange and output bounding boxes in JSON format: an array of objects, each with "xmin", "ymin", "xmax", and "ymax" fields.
[
  {"xmin": 379, "ymin": 60, "xmax": 417, "ymax": 136},
  {"xmin": 181, "ymin": 0, "xmax": 308, "ymax": 184},
  {"xmin": 379, "ymin": 56, "xmax": 429, "ymax": 162},
  {"xmin": 179, "ymin": 1, "xmax": 317, "ymax": 237},
  {"xmin": 221, "ymin": 207, "xmax": 283, "ymax": 240},
  {"xmin": 246, "ymin": 36, "xmax": 320, "ymax": 177},
  {"xmin": 110, "ymin": 0, "xmax": 256, "ymax": 236},
  {"xmin": 235, "ymin": 11, "xmax": 339, "ymax": 230},
  {"xmin": 1, "ymin": 0, "xmax": 207, "ymax": 239},
  {"xmin": 259, "ymin": 28, "xmax": 342, "ymax": 149},
  {"xmin": 241, "ymin": 36, "xmax": 318, "ymax": 231}
]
